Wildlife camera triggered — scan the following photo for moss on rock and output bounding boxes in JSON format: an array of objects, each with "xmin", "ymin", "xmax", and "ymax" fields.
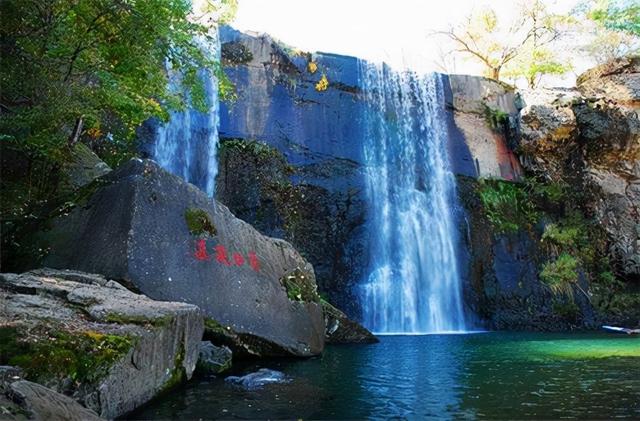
[
  {"xmin": 184, "ymin": 208, "xmax": 216, "ymax": 237},
  {"xmin": 280, "ymin": 267, "xmax": 320, "ymax": 303},
  {"xmin": 105, "ymin": 312, "xmax": 174, "ymax": 327},
  {"xmin": 0, "ymin": 325, "xmax": 132, "ymax": 385}
]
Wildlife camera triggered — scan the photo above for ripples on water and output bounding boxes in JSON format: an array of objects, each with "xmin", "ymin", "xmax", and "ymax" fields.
[{"xmin": 130, "ymin": 333, "xmax": 640, "ymax": 420}]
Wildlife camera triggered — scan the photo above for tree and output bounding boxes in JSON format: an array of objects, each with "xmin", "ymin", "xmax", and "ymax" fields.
[
  {"xmin": 575, "ymin": 0, "xmax": 640, "ymax": 64},
  {"xmin": 584, "ymin": 0, "xmax": 640, "ymax": 36},
  {"xmin": 436, "ymin": 0, "xmax": 569, "ymax": 82},
  {"xmin": 0, "ymin": 0, "xmax": 236, "ymax": 162},
  {"xmin": 503, "ymin": 48, "xmax": 570, "ymax": 88}
]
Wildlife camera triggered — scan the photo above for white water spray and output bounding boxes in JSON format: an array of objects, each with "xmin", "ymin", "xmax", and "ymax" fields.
[{"xmin": 359, "ymin": 62, "xmax": 466, "ymax": 334}]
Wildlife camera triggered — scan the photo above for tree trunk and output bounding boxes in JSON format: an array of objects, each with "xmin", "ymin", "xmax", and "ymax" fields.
[
  {"xmin": 68, "ymin": 116, "xmax": 84, "ymax": 147},
  {"xmin": 491, "ymin": 67, "xmax": 500, "ymax": 81}
]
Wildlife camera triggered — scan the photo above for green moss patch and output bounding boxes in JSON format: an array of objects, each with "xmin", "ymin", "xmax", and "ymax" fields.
[
  {"xmin": 105, "ymin": 312, "xmax": 174, "ymax": 327},
  {"xmin": 185, "ymin": 208, "xmax": 216, "ymax": 237},
  {"xmin": 483, "ymin": 105, "xmax": 510, "ymax": 131},
  {"xmin": 160, "ymin": 341, "xmax": 186, "ymax": 393},
  {"xmin": 280, "ymin": 268, "xmax": 320, "ymax": 303},
  {"xmin": 204, "ymin": 318, "xmax": 229, "ymax": 336},
  {"xmin": 0, "ymin": 326, "xmax": 132, "ymax": 384}
]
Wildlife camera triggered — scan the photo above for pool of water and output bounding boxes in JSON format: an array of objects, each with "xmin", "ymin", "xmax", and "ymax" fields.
[{"xmin": 129, "ymin": 332, "xmax": 640, "ymax": 419}]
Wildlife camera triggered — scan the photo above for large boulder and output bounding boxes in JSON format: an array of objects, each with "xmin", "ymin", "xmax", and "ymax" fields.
[
  {"xmin": 577, "ymin": 55, "xmax": 640, "ymax": 107},
  {"xmin": 0, "ymin": 269, "xmax": 203, "ymax": 419},
  {"xmin": 41, "ymin": 159, "xmax": 325, "ymax": 357},
  {"xmin": 448, "ymin": 74, "xmax": 519, "ymax": 115}
]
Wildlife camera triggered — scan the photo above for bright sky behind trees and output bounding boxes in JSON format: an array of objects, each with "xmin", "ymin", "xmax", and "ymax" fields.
[{"xmin": 233, "ymin": 0, "xmax": 591, "ymax": 86}]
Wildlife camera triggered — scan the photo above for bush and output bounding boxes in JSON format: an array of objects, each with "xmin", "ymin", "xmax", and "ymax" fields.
[
  {"xmin": 540, "ymin": 253, "xmax": 579, "ymax": 298},
  {"xmin": 477, "ymin": 179, "xmax": 539, "ymax": 233}
]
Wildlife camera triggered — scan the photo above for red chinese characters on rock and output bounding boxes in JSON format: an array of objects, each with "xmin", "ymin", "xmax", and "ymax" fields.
[{"xmin": 193, "ymin": 239, "xmax": 260, "ymax": 272}]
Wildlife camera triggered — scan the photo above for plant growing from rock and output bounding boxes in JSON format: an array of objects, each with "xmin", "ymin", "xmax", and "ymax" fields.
[{"xmin": 540, "ymin": 253, "xmax": 591, "ymax": 303}]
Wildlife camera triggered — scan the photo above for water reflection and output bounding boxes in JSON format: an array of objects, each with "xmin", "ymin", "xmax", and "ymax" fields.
[{"xmin": 129, "ymin": 333, "xmax": 640, "ymax": 420}]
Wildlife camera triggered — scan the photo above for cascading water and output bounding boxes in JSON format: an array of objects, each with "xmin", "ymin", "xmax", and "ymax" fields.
[
  {"xmin": 153, "ymin": 28, "xmax": 221, "ymax": 197},
  {"xmin": 359, "ymin": 62, "xmax": 466, "ymax": 334}
]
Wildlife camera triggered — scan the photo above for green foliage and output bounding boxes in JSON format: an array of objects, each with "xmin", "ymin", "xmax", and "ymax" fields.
[
  {"xmin": 503, "ymin": 48, "xmax": 572, "ymax": 88},
  {"xmin": 280, "ymin": 268, "xmax": 320, "ymax": 303},
  {"xmin": 0, "ymin": 0, "xmax": 236, "ymax": 162},
  {"xmin": 477, "ymin": 179, "xmax": 539, "ymax": 234},
  {"xmin": 483, "ymin": 106, "xmax": 509, "ymax": 130},
  {"xmin": 585, "ymin": 0, "xmax": 640, "ymax": 35},
  {"xmin": 204, "ymin": 318, "xmax": 228, "ymax": 336},
  {"xmin": 540, "ymin": 253, "xmax": 579, "ymax": 298},
  {"xmin": 0, "ymin": 327, "xmax": 132, "ymax": 384},
  {"xmin": 552, "ymin": 300, "xmax": 581, "ymax": 321},
  {"xmin": 542, "ymin": 223, "xmax": 582, "ymax": 247},
  {"xmin": 526, "ymin": 178, "xmax": 568, "ymax": 204},
  {"xmin": 184, "ymin": 208, "xmax": 216, "ymax": 237},
  {"xmin": 575, "ymin": 0, "xmax": 639, "ymax": 64}
]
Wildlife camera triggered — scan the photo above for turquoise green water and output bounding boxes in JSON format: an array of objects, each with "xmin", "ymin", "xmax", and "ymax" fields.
[{"xmin": 130, "ymin": 332, "xmax": 640, "ymax": 419}]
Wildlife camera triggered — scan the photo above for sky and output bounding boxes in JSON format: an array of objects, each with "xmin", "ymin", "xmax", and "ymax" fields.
[{"xmin": 231, "ymin": 0, "xmax": 591, "ymax": 87}]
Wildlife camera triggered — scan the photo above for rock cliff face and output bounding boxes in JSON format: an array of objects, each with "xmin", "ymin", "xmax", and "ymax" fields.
[
  {"xmin": 519, "ymin": 57, "xmax": 640, "ymax": 280},
  {"xmin": 447, "ymin": 74, "xmax": 524, "ymax": 181},
  {"xmin": 0, "ymin": 269, "xmax": 203, "ymax": 419},
  {"xmin": 216, "ymin": 27, "xmax": 368, "ymax": 316},
  {"xmin": 40, "ymin": 159, "xmax": 326, "ymax": 357},
  {"xmin": 216, "ymin": 27, "xmax": 503, "ymax": 319},
  {"xmin": 214, "ymin": 27, "xmax": 639, "ymax": 329},
  {"xmin": 459, "ymin": 56, "xmax": 640, "ymax": 329}
]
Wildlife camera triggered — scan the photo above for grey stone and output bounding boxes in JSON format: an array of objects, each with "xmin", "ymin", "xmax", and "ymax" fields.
[
  {"xmin": 321, "ymin": 301, "xmax": 378, "ymax": 344},
  {"xmin": 577, "ymin": 56, "xmax": 640, "ymax": 106},
  {"xmin": 518, "ymin": 71, "xmax": 640, "ymax": 278},
  {"xmin": 448, "ymin": 74, "xmax": 518, "ymax": 115},
  {"xmin": 8, "ymin": 381, "xmax": 103, "ymax": 421},
  {"xmin": 225, "ymin": 368, "xmax": 289, "ymax": 390},
  {"xmin": 42, "ymin": 159, "xmax": 325, "ymax": 357},
  {"xmin": 64, "ymin": 143, "xmax": 112, "ymax": 191},
  {"xmin": 0, "ymin": 270, "xmax": 203, "ymax": 419},
  {"xmin": 196, "ymin": 341, "xmax": 232, "ymax": 374}
]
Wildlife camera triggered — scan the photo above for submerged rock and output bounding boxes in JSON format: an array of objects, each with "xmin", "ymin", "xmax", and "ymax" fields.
[
  {"xmin": 225, "ymin": 368, "xmax": 289, "ymax": 390},
  {"xmin": 0, "ymin": 269, "xmax": 203, "ymax": 419},
  {"xmin": 196, "ymin": 341, "xmax": 232, "ymax": 374},
  {"xmin": 41, "ymin": 159, "xmax": 325, "ymax": 357}
]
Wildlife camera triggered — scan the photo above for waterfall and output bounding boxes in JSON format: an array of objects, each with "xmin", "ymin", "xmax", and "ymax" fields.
[
  {"xmin": 358, "ymin": 62, "xmax": 466, "ymax": 334},
  {"xmin": 153, "ymin": 28, "xmax": 221, "ymax": 197}
]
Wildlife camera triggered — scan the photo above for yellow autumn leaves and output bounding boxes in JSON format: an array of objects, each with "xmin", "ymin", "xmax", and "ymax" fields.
[
  {"xmin": 307, "ymin": 60, "xmax": 328, "ymax": 92},
  {"xmin": 315, "ymin": 74, "xmax": 329, "ymax": 92}
]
